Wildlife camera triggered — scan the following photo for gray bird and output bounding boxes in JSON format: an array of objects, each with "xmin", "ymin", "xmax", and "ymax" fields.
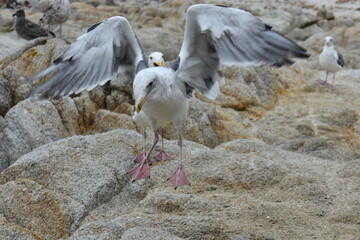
[
  {"xmin": 39, "ymin": 0, "xmax": 71, "ymax": 38},
  {"xmin": 13, "ymin": 10, "xmax": 55, "ymax": 40},
  {"xmin": 318, "ymin": 36, "xmax": 344, "ymax": 86}
]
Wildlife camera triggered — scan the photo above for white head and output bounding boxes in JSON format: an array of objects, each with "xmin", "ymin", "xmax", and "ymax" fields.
[
  {"xmin": 133, "ymin": 68, "xmax": 173, "ymax": 113},
  {"xmin": 148, "ymin": 52, "xmax": 164, "ymax": 67},
  {"xmin": 324, "ymin": 36, "xmax": 334, "ymax": 47},
  {"xmin": 134, "ymin": 69, "xmax": 160, "ymax": 113}
]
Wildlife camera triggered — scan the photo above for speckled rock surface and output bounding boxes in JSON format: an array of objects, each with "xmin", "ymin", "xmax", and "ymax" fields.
[{"xmin": 0, "ymin": 0, "xmax": 359, "ymax": 239}]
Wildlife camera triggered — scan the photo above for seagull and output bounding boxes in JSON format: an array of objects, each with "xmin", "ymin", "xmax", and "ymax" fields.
[
  {"xmin": 39, "ymin": 0, "xmax": 71, "ymax": 38},
  {"xmin": 133, "ymin": 52, "xmax": 172, "ymax": 163},
  {"xmin": 148, "ymin": 52, "xmax": 164, "ymax": 67},
  {"xmin": 31, "ymin": 4, "xmax": 309, "ymax": 188},
  {"xmin": 318, "ymin": 36, "xmax": 344, "ymax": 86},
  {"xmin": 13, "ymin": 9, "xmax": 56, "ymax": 40}
]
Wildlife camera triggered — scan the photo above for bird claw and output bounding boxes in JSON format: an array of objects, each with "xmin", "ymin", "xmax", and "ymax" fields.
[
  {"xmin": 316, "ymin": 80, "xmax": 336, "ymax": 89},
  {"xmin": 326, "ymin": 84, "xmax": 336, "ymax": 90},
  {"xmin": 133, "ymin": 152, "xmax": 146, "ymax": 163},
  {"xmin": 317, "ymin": 80, "xmax": 327, "ymax": 85},
  {"xmin": 129, "ymin": 159, "xmax": 150, "ymax": 181},
  {"xmin": 155, "ymin": 150, "xmax": 172, "ymax": 161},
  {"xmin": 167, "ymin": 165, "xmax": 191, "ymax": 189}
]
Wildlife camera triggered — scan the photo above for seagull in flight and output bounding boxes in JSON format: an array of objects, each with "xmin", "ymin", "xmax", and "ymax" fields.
[
  {"xmin": 32, "ymin": 4, "xmax": 309, "ymax": 188},
  {"xmin": 318, "ymin": 36, "xmax": 344, "ymax": 87}
]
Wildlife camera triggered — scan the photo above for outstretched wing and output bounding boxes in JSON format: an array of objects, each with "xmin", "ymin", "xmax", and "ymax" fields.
[
  {"xmin": 174, "ymin": 4, "xmax": 309, "ymax": 100},
  {"xmin": 33, "ymin": 16, "xmax": 147, "ymax": 98}
]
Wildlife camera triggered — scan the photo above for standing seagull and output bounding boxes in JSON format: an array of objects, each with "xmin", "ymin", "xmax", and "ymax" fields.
[
  {"xmin": 133, "ymin": 51, "xmax": 172, "ymax": 163},
  {"xmin": 32, "ymin": 4, "xmax": 309, "ymax": 188},
  {"xmin": 13, "ymin": 9, "xmax": 55, "ymax": 40},
  {"xmin": 40, "ymin": 0, "xmax": 71, "ymax": 38},
  {"xmin": 318, "ymin": 36, "xmax": 344, "ymax": 86}
]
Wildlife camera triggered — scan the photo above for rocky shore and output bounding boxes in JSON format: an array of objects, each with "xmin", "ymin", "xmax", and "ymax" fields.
[{"xmin": 0, "ymin": 0, "xmax": 359, "ymax": 239}]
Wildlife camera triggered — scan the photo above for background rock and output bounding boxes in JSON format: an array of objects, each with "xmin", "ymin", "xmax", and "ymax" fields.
[
  {"xmin": 0, "ymin": 0, "xmax": 360, "ymax": 239},
  {"xmin": 6, "ymin": 134, "xmax": 351, "ymax": 240},
  {"xmin": 0, "ymin": 98, "xmax": 68, "ymax": 170}
]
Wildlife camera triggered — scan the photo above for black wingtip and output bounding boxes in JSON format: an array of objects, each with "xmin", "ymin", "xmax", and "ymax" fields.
[
  {"xmin": 215, "ymin": 4, "xmax": 228, "ymax": 8},
  {"xmin": 265, "ymin": 24, "xmax": 272, "ymax": 31},
  {"xmin": 87, "ymin": 21, "xmax": 103, "ymax": 32},
  {"xmin": 49, "ymin": 30, "xmax": 56, "ymax": 38},
  {"xmin": 291, "ymin": 48, "xmax": 311, "ymax": 58}
]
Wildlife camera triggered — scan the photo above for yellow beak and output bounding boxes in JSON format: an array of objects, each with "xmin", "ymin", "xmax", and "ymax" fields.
[
  {"xmin": 135, "ymin": 96, "xmax": 148, "ymax": 113},
  {"xmin": 155, "ymin": 61, "xmax": 163, "ymax": 67}
]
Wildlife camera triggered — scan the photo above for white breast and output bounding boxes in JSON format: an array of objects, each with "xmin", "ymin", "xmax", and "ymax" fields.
[{"xmin": 319, "ymin": 47, "xmax": 342, "ymax": 73}]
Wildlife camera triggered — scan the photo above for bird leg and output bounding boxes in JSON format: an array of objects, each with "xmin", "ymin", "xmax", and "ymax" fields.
[
  {"xmin": 155, "ymin": 128, "xmax": 172, "ymax": 161},
  {"xmin": 167, "ymin": 131, "xmax": 190, "ymax": 189},
  {"xmin": 59, "ymin": 24, "xmax": 62, "ymax": 38},
  {"xmin": 325, "ymin": 70, "xmax": 329, "ymax": 83},
  {"xmin": 134, "ymin": 129, "xmax": 147, "ymax": 163},
  {"xmin": 317, "ymin": 71, "xmax": 329, "ymax": 85},
  {"xmin": 325, "ymin": 73, "xmax": 336, "ymax": 90},
  {"xmin": 129, "ymin": 131, "xmax": 159, "ymax": 181}
]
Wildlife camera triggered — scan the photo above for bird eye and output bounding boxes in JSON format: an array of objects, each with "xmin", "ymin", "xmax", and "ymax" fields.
[
  {"xmin": 148, "ymin": 81, "xmax": 153, "ymax": 87},
  {"xmin": 150, "ymin": 57, "xmax": 153, "ymax": 60}
]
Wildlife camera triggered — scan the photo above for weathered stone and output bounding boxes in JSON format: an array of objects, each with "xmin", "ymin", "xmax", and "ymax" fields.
[
  {"xmin": 73, "ymin": 93, "xmax": 99, "ymax": 131},
  {"xmin": 0, "ymin": 10, "xmax": 15, "ymax": 32},
  {"xmin": 68, "ymin": 220, "xmax": 125, "ymax": 240},
  {"xmin": 1, "ymin": 98, "xmax": 67, "ymax": 167},
  {"xmin": 0, "ymin": 218, "xmax": 41, "ymax": 240},
  {"xmin": 137, "ymin": 27, "xmax": 182, "ymax": 61},
  {"xmin": 121, "ymin": 227, "xmax": 184, "ymax": 240},
  {"xmin": 53, "ymin": 97, "xmax": 82, "ymax": 136},
  {"xmin": 72, "ymin": 2, "xmax": 100, "ymax": 22},
  {"xmin": 287, "ymin": 27, "xmax": 310, "ymax": 41},
  {"xmin": 0, "ymin": 2, "xmax": 359, "ymax": 240},
  {"xmin": 0, "ymin": 71, "xmax": 12, "ymax": 116},
  {"xmin": 0, "ymin": 130, "xmax": 137, "ymax": 209},
  {"xmin": 1, "ymin": 38, "xmax": 69, "ymax": 108},
  {"xmin": 93, "ymin": 109, "xmax": 136, "ymax": 133},
  {"xmin": 0, "ymin": 179, "xmax": 85, "ymax": 239}
]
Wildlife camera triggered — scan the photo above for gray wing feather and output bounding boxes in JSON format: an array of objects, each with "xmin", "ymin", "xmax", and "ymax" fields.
[
  {"xmin": 176, "ymin": 4, "xmax": 309, "ymax": 100},
  {"xmin": 169, "ymin": 57, "xmax": 181, "ymax": 71},
  {"xmin": 32, "ymin": 16, "xmax": 147, "ymax": 98}
]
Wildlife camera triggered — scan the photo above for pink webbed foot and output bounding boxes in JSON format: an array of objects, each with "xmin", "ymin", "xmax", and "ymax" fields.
[
  {"xmin": 167, "ymin": 165, "xmax": 191, "ymax": 189},
  {"xmin": 128, "ymin": 159, "xmax": 150, "ymax": 181},
  {"xmin": 317, "ymin": 80, "xmax": 336, "ymax": 89},
  {"xmin": 133, "ymin": 152, "xmax": 146, "ymax": 163},
  {"xmin": 317, "ymin": 80, "xmax": 327, "ymax": 85},
  {"xmin": 155, "ymin": 150, "xmax": 172, "ymax": 161},
  {"xmin": 326, "ymin": 84, "xmax": 336, "ymax": 90}
]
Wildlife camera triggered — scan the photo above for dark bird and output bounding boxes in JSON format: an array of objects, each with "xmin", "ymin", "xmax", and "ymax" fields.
[
  {"xmin": 31, "ymin": 4, "xmax": 309, "ymax": 188},
  {"xmin": 13, "ymin": 9, "xmax": 55, "ymax": 40}
]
